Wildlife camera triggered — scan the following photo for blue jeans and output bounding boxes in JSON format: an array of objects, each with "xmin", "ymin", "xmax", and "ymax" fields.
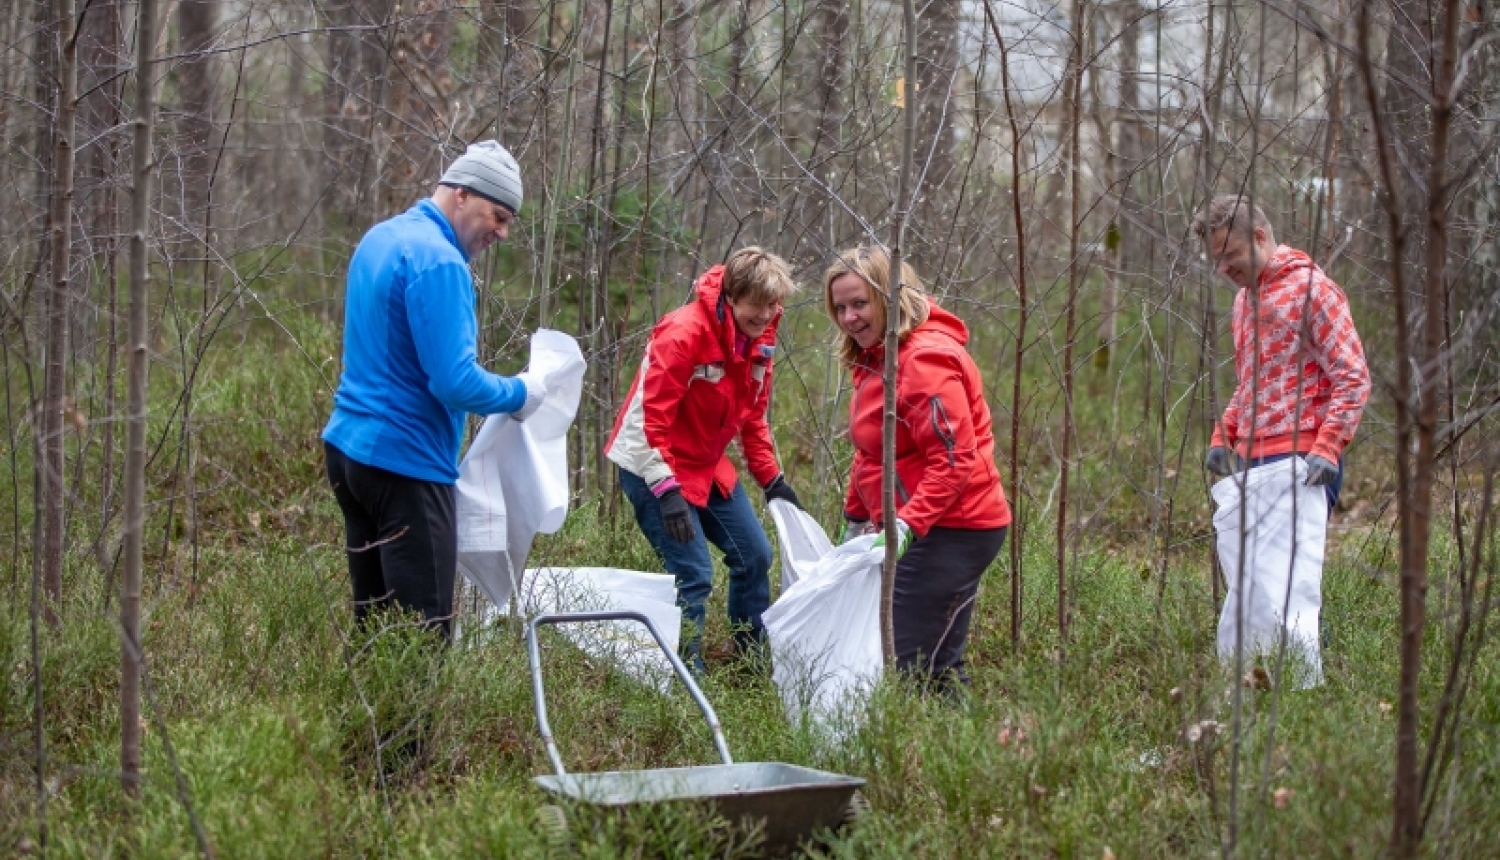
[
  {"xmin": 1247, "ymin": 453, "xmax": 1343, "ymax": 516},
  {"xmin": 618, "ymin": 468, "xmax": 773, "ymax": 660}
]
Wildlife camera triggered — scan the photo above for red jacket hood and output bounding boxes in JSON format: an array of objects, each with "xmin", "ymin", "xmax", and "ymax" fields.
[{"xmin": 1258, "ymin": 245, "xmax": 1315, "ymax": 290}]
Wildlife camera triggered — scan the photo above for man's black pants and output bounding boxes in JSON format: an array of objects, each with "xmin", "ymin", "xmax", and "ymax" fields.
[
  {"xmin": 894, "ymin": 525, "xmax": 1008, "ymax": 689},
  {"xmin": 325, "ymin": 442, "xmax": 457, "ymax": 639}
]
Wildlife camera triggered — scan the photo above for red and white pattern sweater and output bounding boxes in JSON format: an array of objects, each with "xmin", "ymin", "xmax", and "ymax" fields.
[{"xmin": 1212, "ymin": 245, "xmax": 1370, "ymax": 463}]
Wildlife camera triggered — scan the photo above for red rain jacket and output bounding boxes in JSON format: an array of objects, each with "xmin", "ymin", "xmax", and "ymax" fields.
[
  {"xmin": 605, "ymin": 266, "xmax": 782, "ymax": 506},
  {"xmin": 844, "ymin": 300, "xmax": 1012, "ymax": 537},
  {"xmin": 1211, "ymin": 245, "xmax": 1370, "ymax": 462}
]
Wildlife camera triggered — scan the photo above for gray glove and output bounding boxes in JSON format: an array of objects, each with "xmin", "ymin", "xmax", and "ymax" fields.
[
  {"xmin": 1304, "ymin": 455, "xmax": 1340, "ymax": 487},
  {"xmin": 512, "ymin": 372, "xmax": 547, "ymax": 421},
  {"xmin": 1205, "ymin": 446, "xmax": 1235, "ymax": 478},
  {"xmin": 839, "ymin": 519, "xmax": 870, "ymax": 544}
]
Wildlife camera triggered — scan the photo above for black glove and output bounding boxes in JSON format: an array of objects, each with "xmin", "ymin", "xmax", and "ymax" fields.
[
  {"xmin": 763, "ymin": 474, "xmax": 803, "ymax": 510},
  {"xmin": 658, "ymin": 487, "xmax": 696, "ymax": 543},
  {"xmin": 1303, "ymin": 455, "xmax": 1340, "ymax": 487},
  {"xmin": 1205, "ymin": 446, "xmax": 1235, "ymax": 478}
]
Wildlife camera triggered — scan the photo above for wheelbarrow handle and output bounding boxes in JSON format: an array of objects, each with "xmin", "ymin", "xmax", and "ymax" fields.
[{"xmin": 525, "ymin": 610, "xmax": 734, "ymax": 777}]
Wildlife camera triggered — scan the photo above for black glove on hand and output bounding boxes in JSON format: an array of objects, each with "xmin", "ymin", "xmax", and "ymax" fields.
[
  {"xmin": 763, "ymin": 474, "xmax": 803, "ymax": 510},
  {"xmin": 1205, "ymin": 446, "xmax": 1235, "ymax": 478},
  {"xmin": 1303, "ymin": 455, "xmax": 1339, "ymax": 487},
  {"xmin": 658, "ymin": 487, "xmax": 696, "ymax": 543}
]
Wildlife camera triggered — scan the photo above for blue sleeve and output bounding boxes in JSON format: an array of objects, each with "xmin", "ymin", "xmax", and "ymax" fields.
[{"xmin": 404, "ymin": 262, "xmax": 527, "ymax": 416}]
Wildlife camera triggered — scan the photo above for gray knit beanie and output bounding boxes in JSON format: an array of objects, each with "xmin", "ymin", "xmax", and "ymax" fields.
[{"xmin": 439, "ymin": 140, "xmax": 523, "ymax": 214}]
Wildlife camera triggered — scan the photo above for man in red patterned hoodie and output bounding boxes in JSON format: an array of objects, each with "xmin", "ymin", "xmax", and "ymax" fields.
[{"xmin": 1193, "ymin": 195, "xmax": 1371, "ymax": 512}]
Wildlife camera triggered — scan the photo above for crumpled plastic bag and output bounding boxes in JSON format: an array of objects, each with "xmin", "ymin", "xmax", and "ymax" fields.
[
  {"xmin": 1213, "ymin": 456, "xmax": 1327, "ymax": 689},
  {"xmin": 768, "ymin": 496, "xmax": 834, "ymax": 593},
  {"xmin": 763, "ymin": 500, "xmax": 884, "ymax": 729},
  {"xmin": 477, "ymin": 566, "xmax": 683, "ymax": 692},
  {"xmin": 456, "ymin": 330, "xmax": 584, "ymax": 609}
]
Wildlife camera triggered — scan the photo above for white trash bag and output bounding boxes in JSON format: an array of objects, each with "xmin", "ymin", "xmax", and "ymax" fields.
[
  {"xmin": 763, "ymin": 500, "xmax": 884, "ymax": 729},
  {"xmin": 768, "ymin": 496, "xmax": 834, "ymax": 593},
  {"xmin": 476, "ymin": 566, "xmax": 683, "ymax": 692},
  {"xmin": 1212, "ymin": 457, "xmax": 1328, "ymax": 689},
  {"xmin": 456, "ymin": 330, "xmax": 585, "ymax": 609}
]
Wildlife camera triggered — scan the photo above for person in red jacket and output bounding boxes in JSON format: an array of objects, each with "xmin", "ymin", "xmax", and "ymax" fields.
[
  {"xmin": 607, "ymin": 247, "xmax": 802, "ymax": 670},
  {"xmin": 823, "ymin": 246, "xmax": 1012, "ymax": 690},
  {"xmin": 1192, "ymin": 195, "xmax": 1370, "ymax": 511}
]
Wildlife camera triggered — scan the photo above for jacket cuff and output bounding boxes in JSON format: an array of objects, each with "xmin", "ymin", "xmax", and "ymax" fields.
[
  {"xmin": 1309, "ymin": 436, "xmax": 1343, "ymax": 464},
  {"xmin": 650, "ymin": 476, "xmax": 681, "ymax": 498},
  {"xmin": 896, "ymin": 507, "xmax": 929, "ymax": 539}
]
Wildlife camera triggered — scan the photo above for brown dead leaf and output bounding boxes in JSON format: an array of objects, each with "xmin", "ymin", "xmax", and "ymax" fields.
[
  {"xmin": 1244, "ymin": 666, "xmax": 1271, "ymax": 690},
  {"xmin": 1102, "ymin": 847, "xmax": 1118, "ymax": 860},
  {"xmin": 1273, "ymin": 787, "xmax": 1295, "ymax": 809}
]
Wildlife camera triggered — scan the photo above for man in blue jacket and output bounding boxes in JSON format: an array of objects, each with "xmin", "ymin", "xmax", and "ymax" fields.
[{"xmin": 323, "ymin": 140, "xmax": 544, "ymax": 639}]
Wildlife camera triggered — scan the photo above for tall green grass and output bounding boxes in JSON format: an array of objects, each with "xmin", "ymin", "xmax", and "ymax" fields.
[{"xmin": 2, "ymin": 306, "xmax": 1495, "ymax": 858}]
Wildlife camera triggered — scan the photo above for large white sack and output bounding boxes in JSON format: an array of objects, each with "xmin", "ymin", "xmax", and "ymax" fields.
[
  {"xmin": 768, "ymin": 497, "xmax": 833, "ymax": 592},
  {"xmin": 476, "ymin": 566, "xmax": 682, "ymax": 691},
  {"xmin": 456, "ymin": 330, "xmax": 584, "ymax": 609},
  {"xmin": 763, "ymin": 500, "xmax": 884, "ymax": 728},
  {"xmin": 1213, "ymin": 457, "xmax": 1328, "ymax": 689}
]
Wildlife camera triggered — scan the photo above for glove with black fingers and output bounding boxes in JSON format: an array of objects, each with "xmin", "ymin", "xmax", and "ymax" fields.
[
  {"xmin": 657, "ymin": 487, "xmax": 696, "ymax": 544},
  {"xmin": 763, "ymin": 474, "xmax": 803, "ymax": 510},
  {"xmin": 1205, "ymin": 446, "xmax": 1236, "ymax": 478},
  {"xmin": 1303, "ymin": 455, "xmax": 1340, "ymax": 487},
  {"xmin": 872, "ymin": 519, "xmax": 913, "ymax": 555},
  {"xmin": 839, "ymin": 518, "xmax": 871, "ymax": 545},
  {"xmin": 512, "ymin": 372, "xmax": 548, "ymax": 422}
]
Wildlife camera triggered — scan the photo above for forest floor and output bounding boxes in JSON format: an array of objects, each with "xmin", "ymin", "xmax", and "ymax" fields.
[{"xmin": 2, "ymin": 312, "xmax": 1496, "ymax": 859}]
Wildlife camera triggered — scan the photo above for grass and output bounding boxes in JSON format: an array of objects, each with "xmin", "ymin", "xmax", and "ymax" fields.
[{"xmin": 2, "ymin": 305, "xmax": 1497, "ymax": 858}]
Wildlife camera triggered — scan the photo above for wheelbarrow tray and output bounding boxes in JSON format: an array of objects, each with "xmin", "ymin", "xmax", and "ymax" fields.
[{"xmin": 535, "ymin": 761, "xmax": 864, "ymax": 852}]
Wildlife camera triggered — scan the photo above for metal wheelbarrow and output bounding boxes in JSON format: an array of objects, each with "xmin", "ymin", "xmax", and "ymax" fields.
[{"xmin": 526, "ymin": 610, "xmax": 869, "ymax": 855}]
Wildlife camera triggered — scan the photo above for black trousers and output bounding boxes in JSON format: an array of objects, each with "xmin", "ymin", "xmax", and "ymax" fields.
[
  {"xmin": 894, "ymin": 525, "xmax": 1008, "ymax": 688},
  {"xmin": 325, "ymin": 442, "xmax": 457, "ymax": 639}
]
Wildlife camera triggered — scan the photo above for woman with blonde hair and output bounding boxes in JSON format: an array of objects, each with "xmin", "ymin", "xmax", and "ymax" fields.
[{"xmin": 824, "ymin": 246, "xmax": 1011, "ymax": 689}]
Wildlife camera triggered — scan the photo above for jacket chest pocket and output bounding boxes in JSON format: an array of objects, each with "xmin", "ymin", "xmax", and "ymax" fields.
[{"xmin": 690, "ymin": 363, "xmax": 733, "ymax": 429}]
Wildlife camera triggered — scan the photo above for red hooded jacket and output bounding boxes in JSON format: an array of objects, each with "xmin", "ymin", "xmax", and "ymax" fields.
[
  {"xmin": 1211, "ymin": 245, "xmax": 1370, "ymax": 462},
  {"xmin": 844, "ymin": 300, "xmax": 1011, "ymax": 537},
  {"xmin": 605, "ymin": 266, "xmax": 782, "ymax": 506}
]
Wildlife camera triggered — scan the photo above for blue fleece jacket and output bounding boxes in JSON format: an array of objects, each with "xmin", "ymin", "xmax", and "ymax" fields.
[{"xmin": 323, "ymin": 199, "xmax": 526, "ymax": 483}]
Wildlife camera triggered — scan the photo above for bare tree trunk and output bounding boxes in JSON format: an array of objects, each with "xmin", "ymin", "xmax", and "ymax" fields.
[
  {"xmin": 1055, "ymin": 0, "xmax": 1086, "ymax": 658},
  {"xmin": 538, "ymin": 4, "xmax": 581, "ymax": 329},
  {"xmin": 913, "ymin": 0, "xmax": 958, "ymax": 265},
  {"xmin": 79, "ymin": 0, "xmax": 123, "ymax": 577},
  {"xmin": 122, "ymin": 0, "xmax": 160, "ymax": 799},
  {"xmin": 882, "ymin": 0, "xmax": 919, "ymax": 667},
  {"xmin": 381, "ymin": 0, "xmax": 454, "ymax": 214},
  {"xmin": 1098, "ymin": 0, "xmax": 1141, "ymax": 370},
  {"xmin": 41, "ymin": 0, "xmax": 81, "ymax": 624},
  {"xmin": 1379, "ymin": 0, "xmax": 1465, "ymax": 852},
  {"xmin": 980, "ymin": 0, "xmax": 1030, "ymax": 651},
  {"xmin": 176, "ymin": 0, "xmax": 216, "ymax": 229},
  {"xmin": 812, "ymin": 0, "xmax": 848, "ymax": 158},
  {"xmin": 584, "ymin": 0, "xmax": 616, "ymax": 495},
  {"xmin": 323, "ymin": 0, "xmax": 395, "ymax": 227}
]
